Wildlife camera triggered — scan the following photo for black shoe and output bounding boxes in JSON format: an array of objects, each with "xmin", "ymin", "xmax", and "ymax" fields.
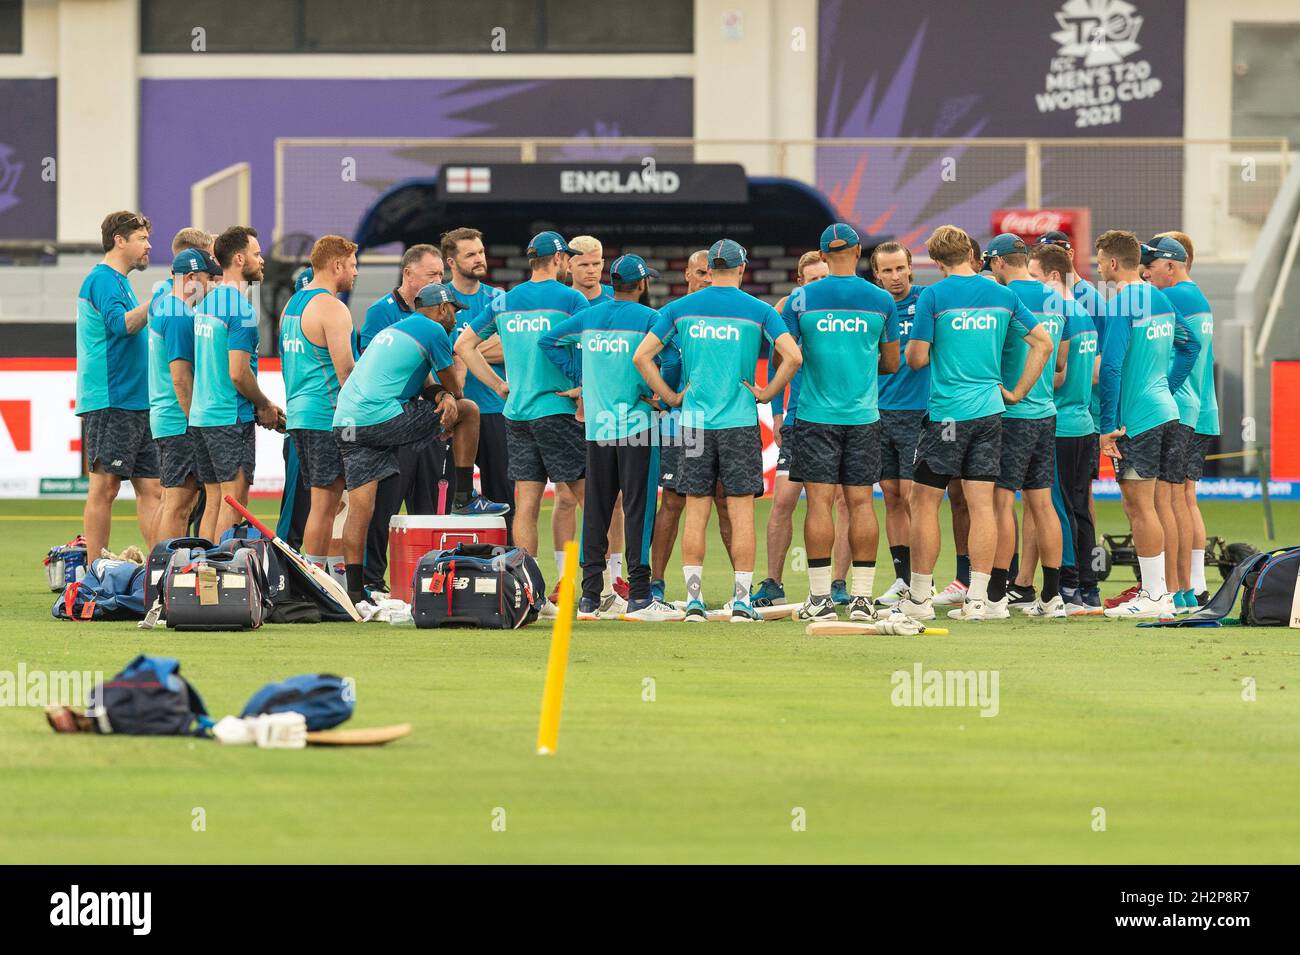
[
  {"xmin": 1196, "ymin": 590, "xmax": 1210, "ymax": 607},
  {"xmin": 1006, "ymin": 583, "xmax": 1037, "ymax": 609}
]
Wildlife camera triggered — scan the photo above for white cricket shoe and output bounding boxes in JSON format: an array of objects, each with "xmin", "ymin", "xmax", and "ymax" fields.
[
  {"xmin": 984, "ymin": 596, "xmax": 1011, "ymax": 619},
  {"xmin": 1104, "ymin": 590, "xmax": 1174, "ymax": 619},
  {"xmin": 1024, "ymin": 595, "xmax": 1067, "ymax": 619},
  {"xmin": 876, "ymin": 578, "xmax": 909, "ymax": 605},
  {"xmin": 597, "ymin": 591, "xmax": 628, "ymax": 619},
  {"xmin": 896, "ymin": 596, "xmax": 935, "ymax": 621},
  {"xmin": 947, "ymin": 598, "xmax": 988, "ymax": 621},
  {"xmin": 622, "ymin": 599, "xmax": 686, "ymax": 622},
  {"xmin": 931, "ymin": 580, "xmax": 968, "ymax": 606},
  {"xmin": 541, "ymin": 600, "xmax": 560, "ymax": 620}
]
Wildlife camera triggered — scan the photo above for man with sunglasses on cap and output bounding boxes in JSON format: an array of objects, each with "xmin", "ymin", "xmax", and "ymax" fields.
[
  {"xmin": 1142, "ymin": 234, "xmax": 1214, "ymax": 612},
  {"xmin": 334, "ymin": 282, "xmax": 508, "ymax": 605},
  {"xmin": 148, "ymin": 247, "xmax": 223, "ymax": 541},
  {"xmin": 633, "ymin": 238, "xmax": 803, "ymax": 623},
  {"xmin": 540, "ymin": 254, "xmax": 685, "ymax": 621},
  {"xmin": 455, "ymin": 231, "xmax": 591, "ymax": 610}
]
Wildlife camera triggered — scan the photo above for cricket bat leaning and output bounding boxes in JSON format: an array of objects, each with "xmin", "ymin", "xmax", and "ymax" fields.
[
  {"xmin": 306, "ymin": 723, "xmax": 412, "ymax": 746},
  {"xmin": 223, "ymin": 496, "xmax": 363, "ymax": 622}
]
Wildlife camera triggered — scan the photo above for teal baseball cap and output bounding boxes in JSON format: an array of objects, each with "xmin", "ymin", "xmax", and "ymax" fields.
[
  {"xmin": 1141, "ymin": 236, "xmax": 1187, "ymax": 266},
  {"xmin": 708, "ymin": 238, "xmax": 748, "ymax": 269},
  {"xmin": 981, "ymin": 232, "xmax": 1029, "ymax": 270},
  {"xmin": 610, "ymin": 254, "xmax": 660, "ymax": 282},
  {"xmin": 414, "ymin": 283, "xmax": 467, "ymax": 310},
  {"xmin": 292, "ymin": 265, "xmax": 314, "ymax": 292},
  {"xmin": 172, "ymin": 248, "xmax": 222, "ymax": 276},
  {"xmin": 527, "ymin": 231, "xmax": 579, "ymax": 257},
  {"xmin": 819, "ymin": 222, "xmax": 860, "ymax": 252}
]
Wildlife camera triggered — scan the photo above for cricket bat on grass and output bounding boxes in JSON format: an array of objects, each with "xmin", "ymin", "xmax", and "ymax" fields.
[
  {"xmin": 224, "ymin": 496, "xmax": 363, "ymax": 622},
  {"xmin": 306, "ymin": 723, "xmax": 412, "ymax": 746},
  {"xmin": 804, "ymin": 621, "xmax": 949, "ymax": 636}
]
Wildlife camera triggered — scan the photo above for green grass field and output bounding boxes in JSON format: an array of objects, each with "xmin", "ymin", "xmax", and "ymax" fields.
[{"xmin": 1, "ymin": 496, "xmax": 1297, "ymax": 864}]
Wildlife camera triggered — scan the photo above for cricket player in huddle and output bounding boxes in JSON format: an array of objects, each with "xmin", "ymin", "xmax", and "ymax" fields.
[
  {"xmin": 898, "ymin": 226, "xmax": 1054, "ymax": 622},
  {"xmin": 781, "ymin": 224, "xmax": 901, "ymax": 622},
  {"xmin": 455, "ymin": 231, "xmax": 591, "ymax": 609},
  {"xmin": 280, "ymin": 236, "xmax": 360, "ymax": 578},
  {"xmin": 871, "ymin": 240, "xmax": 927, "ymax": 605},
  {"xmin": 540, "ymin": 254, "xmax": 684, "ymax": 621},
  {"xmin": 147, "ymin": 247, "xmax": 222, "ymax": 540},
  {"xmin": 984, "ymin": 233, "xmax": 1068, "ymax": 618},
  {"xmin": 334, "ymin": 283, "xmax": 509, "ymax": 605},
  {"xmin": 633, "ymin": 238, "xmax": 803, "ymax": 623},
  {"xmin": 1096, "ymin": 230, "xmax": 1201, "ymax": 618},
  {"xmin": 1145, "ymin": 231, "xmax": 1217, "ymax": 607},
  {"xmin": 1028, "ymin": 242, "xmax": 1101, "ymax": 613},
  {"xmin": 76, "ymin": 212, "xmax": 161, "ymax": 560},
  {"xmin": 191, "ymin": 226, "xmax": 284, "ymax": 542}
]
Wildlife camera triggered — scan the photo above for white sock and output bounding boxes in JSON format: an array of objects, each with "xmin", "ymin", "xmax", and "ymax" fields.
[
  {"xmin": 1190, "ymin": 549, "xmax": 1207, "ymax": 593},
  {"xmin": 1139, "ymin": 554, "xmax": 1166, "ymax": 597},
  {"xmin": 733, "ymin": 571, "xmax": 753, "ymax": 605},
  {"xmin": 554, "ymin": 551, "xmax": 566, "ymax": 578},
  {"xmin": 327, "ymin": 556, "xmax": 346, "ymax": 585},
  {"xmin": 305, "ymin": 554, "xmax": 326, "ymax": 570},
  {"xmin": 968, "ymin": 571, "xmax": 990, "ymax": 602},
  {"xmin": 602, "ymin": 568, "xmax": 613, "ymax": 597},
  {"xmin": 910, "ymin": 572, "xmax": 934, "ymax": 602},
  {"xmin": 808, "ymin": 564, "xmax": 833, "ymax": 598},
  {"xmin": 683, "ymin": 565, "xmax": 703, "ymax": 604},
  {"xmin": 608, "ymin": 554, "xmax": 623, "ymax": 581},
  {"xmin": 850, "ymin": 565, "xmax": 875, "ymax": 598}
]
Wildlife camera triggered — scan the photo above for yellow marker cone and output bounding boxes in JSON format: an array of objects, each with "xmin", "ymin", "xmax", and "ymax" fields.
[{"xmin": 536, "ymin": 540, "xmax": 580, "ymax": 755}]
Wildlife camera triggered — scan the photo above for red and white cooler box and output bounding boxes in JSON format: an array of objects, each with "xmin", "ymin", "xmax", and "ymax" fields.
[
  {"xmin": 990, "ymin": 208, "xmax": 1092, "ymax": 279},
  {"xmin": 388, "ymin": 515, "xmax": 508, "ymax": 603}
]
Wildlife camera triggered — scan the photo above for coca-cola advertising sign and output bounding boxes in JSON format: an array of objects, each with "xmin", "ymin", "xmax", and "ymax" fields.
[{"xmin": 992, "ymin": 208, "xmax": 1093, "ymax": 279}]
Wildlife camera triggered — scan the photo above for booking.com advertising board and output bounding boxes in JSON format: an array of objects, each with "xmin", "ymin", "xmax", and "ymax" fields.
[{"xmin": 2, "ymin": 358, "xmax": 1298, "ymax": 502}]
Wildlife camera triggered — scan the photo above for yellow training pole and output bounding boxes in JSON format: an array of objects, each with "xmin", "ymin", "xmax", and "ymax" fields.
[{"xmin": 536, "ymin": 539, "xmax": 580, "ymax": 755}]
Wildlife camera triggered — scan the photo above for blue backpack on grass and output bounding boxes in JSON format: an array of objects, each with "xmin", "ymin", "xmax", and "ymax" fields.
[
  {"xmin": 88, "ymin": 655, "xmax": 214, "ymax": 736},
  {"xmin": 240, "ymin": 674, "xmax": 354, "ymax": 731},
  {"xmin": 51, "ymin": 558, "xmax": 146, "ymax": 621}
]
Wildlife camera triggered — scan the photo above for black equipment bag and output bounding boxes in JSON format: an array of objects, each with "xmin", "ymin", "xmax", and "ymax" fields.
[
  {"xmin": 145, "ymin": 536, "xmax": 213, "ymax": 610},
  {"xmin": 162, "ymin": 546, "xmax": 270, "ymax": 631},
  {"xmin": 413, "ymin": 543, "xmax": 545, "ymax": 629}
]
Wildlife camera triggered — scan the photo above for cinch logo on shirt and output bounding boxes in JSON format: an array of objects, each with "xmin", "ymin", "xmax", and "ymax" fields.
[
  {"xmin": 588, "ymin": 336, "xmax": 629, "ymax": 354},
  {"xmin": 1078, "ymin": 337, "xmax": 1098, "ymax": 353},
  {"xmin": 951, "ymin": 312, "xmax": 996, "ymax": 330},
  {"xmin": 1201, "ymin": 319, "xmax": 1213, "ymax": 334},
  {"xmin": 282, "ymin": 337, "xmax": 305, "ymax": 354},
  {"xmin": 1146, "ymin": 319, "xmax": 1173, "ymax": 340},
  {"xmin": 1041, "ymin": 317, "xmax": 1061, "ymax": 337},
  {"xmin": 815, "ymin": 314, "xmax": 873, "ymax": 333},
  {"xmin": 506, "ymin": 314, "xmax": 551, "ymax": 333},
  {"xmin": 373, "ymin": 330, "xmax": 396, "ymax": 347},
  {"xmin": 687, "ymin": 320, "xmax": 740, "ymax": 341},
  {"xmin": 195, "ymin": 322, "xmax": 215, "ymax": 339},
  {"xmin": 899, "ymin": 319, "xmax": 913, "ymax": 336}
]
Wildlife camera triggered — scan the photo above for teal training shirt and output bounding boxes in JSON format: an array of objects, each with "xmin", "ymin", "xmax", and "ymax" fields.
[
  {"xmin": 451, "ymin": 282, "xmax": 506, "ymax": 415},
  {"xmin": 649, "ymin": 286, "xmax": 789, "ymax": 432},
  {"xmin": 1054, "ymin": 299, "xmax": 1098, "ymax": 437},
  {"xmin": 76, "ymin": 263, "xmax": 147, "ymax": 414},
  {"xmin": 280, "ymin": 288, "xmax": 342, "ymax": 432},
  {"xmin": 191, "ymin": 284, "xmax": 259, "ymax": 427},
  {"xmin": 909, "ymin": 275, "xmax": 1039, "ymax": 423},
  {"xmin": 780, "ymin": 274, "xmax": 898, "ymax": 426},
  {"xmin": 467, "ymin": 279, "xmax": 589, "ymax": 421},
  {"xmin": 333, "ymin": 315, "xmax": 453, "ymax": 429},
  {"xmin": 539, "ymin": 299, "xmax": 679, "ymax": 441},
  {"xmin": 147, "ymin": 290, "xmax": 197, "ymax": 439},
  {"xmin": 1098, "ymin": 283, "xmax": 1180, "ymax": 437},
  {"xmin": 1001, "ymin": 279, "xmax": 1065, "ymax": 421},
  {"xmin": 1163, "ymin": 280, "xmax": 1218, "ymax": 435}
]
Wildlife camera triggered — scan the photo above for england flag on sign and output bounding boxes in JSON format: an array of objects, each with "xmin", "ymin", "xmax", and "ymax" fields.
[{"xmin": 445, "ymin": 166, "xmax": 491, "ymax": 194}]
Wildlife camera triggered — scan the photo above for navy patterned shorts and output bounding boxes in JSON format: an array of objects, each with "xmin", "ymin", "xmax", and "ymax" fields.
[
  {"xmin": 192, "ymin": 421, "xmax": 255, "ymax": 485},
  {"xmin": 678, "ymin": 425, "xmax": 763, "ymax": 497},
  {"xmin": 879, "ymin": 409, "xmax": 924, "ymax": 482},
  {"xmin": 156, "ymin": 431, "xmax": 198, "ymax": 488},
  {"xmin": 795, "ymin": 420, "xmax": 883, "ymax": 487},
  {"xmin": 1114, "ymin": 419, "xmax": 1182, "ymax": 483},
  {"xmin": 997, "ymin": 416, "xmax": 1057, "ymax": 491},
  {"xmin": 83, "ymin": 408, "xmax": 159, "ymax": 479},
  {"xmin": 505, "ymin": 414, "xmax": 586, "ymax": 484},
  {"xmin": 291, "ymin": 428, "xmax": 344, "ymax": 488}
]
